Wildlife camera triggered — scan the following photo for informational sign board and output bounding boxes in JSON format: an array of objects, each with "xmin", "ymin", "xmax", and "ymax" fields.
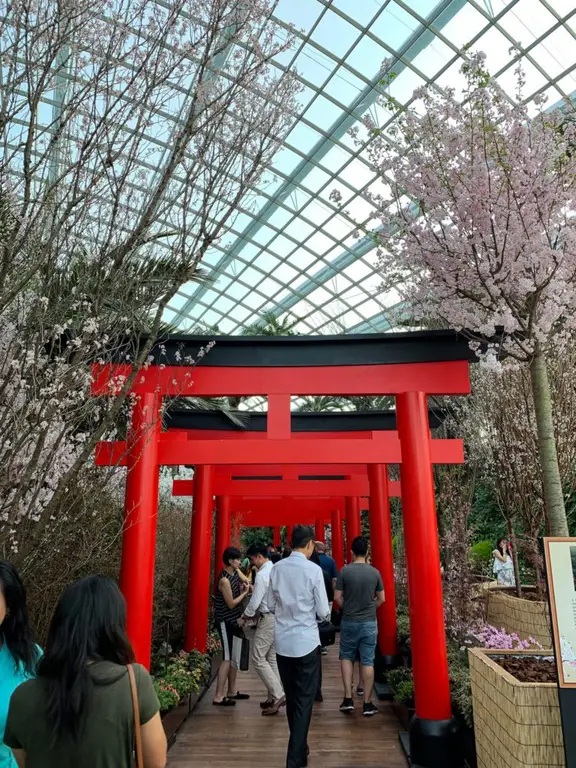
[
  {"xmin": 544, "ymin": 537, "xmax": 576, "ymax": 768},
  {"xmin": 544, "ymin": 537, "xmax": 576, "ymax": 687}
]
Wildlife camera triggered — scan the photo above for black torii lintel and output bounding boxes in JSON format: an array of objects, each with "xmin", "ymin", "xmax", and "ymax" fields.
[
  {"xmin": 164, "ymin": 408, "xmax": 445, "ymax": 432},
  {"xmin": 116, "ymin": 329, "xmax": 477, "ymax": 367}
]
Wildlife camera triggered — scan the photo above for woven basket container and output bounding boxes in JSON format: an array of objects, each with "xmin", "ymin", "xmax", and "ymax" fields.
[
  {"xmin": 468, "ymin": 648, "xmax": 564, "ymax": 768},
  {"xmin": 485, "ymin": 589, "xmax": 552, "ymax": 648}
]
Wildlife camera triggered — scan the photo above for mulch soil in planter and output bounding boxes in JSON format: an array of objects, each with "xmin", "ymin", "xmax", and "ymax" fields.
[{"xmin": 494, "ymin": 655, "xmax": 557, "ymax": 683}]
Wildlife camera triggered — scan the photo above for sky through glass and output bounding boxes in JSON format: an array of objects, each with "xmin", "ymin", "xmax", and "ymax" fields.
[{"xmin": 158, "ymin": 0, "xmax": 576, "ymax": 336}]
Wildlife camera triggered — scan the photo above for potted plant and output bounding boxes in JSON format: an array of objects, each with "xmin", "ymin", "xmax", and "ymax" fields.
[
  {"xmin": 386, "ymin": 666, "xmax": 415, "ymax": 729},
  {"xmin": 468, "ymin": 648, "xmax": 562, "ymax": 767}
]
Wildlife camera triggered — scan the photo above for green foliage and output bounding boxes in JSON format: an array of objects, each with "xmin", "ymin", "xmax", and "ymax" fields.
[
  {"xmin": 396, "ymin": 612, "xmax": 411, "ymax": 649},
  {"xmin": 395, "ymin": 679, "xmax": 415, "ymax": 706},
  {"xmin": 241, "ymin": 311, "xmax": 299, "ymax": 336},
  {"xmin": 240, "ymin": 526, "xmax": 272, "ymax": 550},
  {"xmin": 154, "ymin": 679, "xmax": 180, "ymax": 712},
  {"xmin": 153, "ymin": 649, "xmax": 211, "ymax": 712},
  {"xmin": 469, "ymin": 482, "xmax": 503, "ymax": 542},
  {"xmin": 386, "ymin": 666, "xmax": 412, "ymax": 692},
  {"xmin": 386, "ymin": 666, "xmax": 414, "ymax": 703},
  {"xmin": 447, "ymin": 644, "xmax": 474, "ymax": 727},
  {"xmin": 469, "ymin": 539, "xmax": 494, "ymax": 573},
  {"xmin": 361, "ymin": 509, "xmax": 370, "ymax": 539}
]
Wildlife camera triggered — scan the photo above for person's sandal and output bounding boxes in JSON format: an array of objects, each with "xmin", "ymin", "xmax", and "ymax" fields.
[
  {"xmin": 229, "ymin": 691, "xmax": 250, "ymax": 700},
  {"xmin": 212, "ymin": 697, "xmax": 236, "ymax": 706}
]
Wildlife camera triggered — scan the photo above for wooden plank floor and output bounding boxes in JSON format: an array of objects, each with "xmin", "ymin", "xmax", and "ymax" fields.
[{"xmin": 169, "ymin": 640, "xmax": 406, "ymax": 767}]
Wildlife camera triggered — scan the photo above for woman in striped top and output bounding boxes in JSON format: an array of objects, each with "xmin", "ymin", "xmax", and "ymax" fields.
[{"xmin": 213, "ymin": 547, "xmax": 251, "ymax": 706}]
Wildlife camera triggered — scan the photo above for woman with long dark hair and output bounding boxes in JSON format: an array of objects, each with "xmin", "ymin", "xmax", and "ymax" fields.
[
  {"xmin": 0, "ymin": 561, "xmax": 40, "ymax": 768},
  {"xmin": 492, "ymin": 538, "xmax": 515, "ymax": 587},
  {"xmin": 5, "ymin": 575, "xmax": 166, "ymax": 768}
]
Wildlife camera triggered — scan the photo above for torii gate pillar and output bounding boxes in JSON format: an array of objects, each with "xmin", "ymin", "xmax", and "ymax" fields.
[
  {"xmin": 368, "ymin": 464, "xmax": 399, "ymax": 669},
  {"xmin": 185, "ymin": 465, "xmax": 215, "ymax": 653},
  {"xmin": 120, "ymin": 392, "xmax": 161, "ymax": 670},
  {"xmin": 315, "ymin": 519, "xmax": 325, "ymax": 544},
  {"xmin": 331, "ymin": 508, "xmax": 344, "ymax": 571},
  {"xmin": 397, "ymin": 391, "xmax": 459, "ymax": 767}
]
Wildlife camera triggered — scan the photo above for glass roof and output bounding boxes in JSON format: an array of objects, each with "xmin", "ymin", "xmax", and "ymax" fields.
[{"xmin": 162, "ymin": 0, "xmax": 576, "ymax": 335}]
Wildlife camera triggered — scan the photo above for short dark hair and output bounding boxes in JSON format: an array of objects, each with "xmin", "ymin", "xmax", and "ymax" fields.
[
  {"xmin": 270, "ymin": 552, "xmax": 281, "ymax": 564},
  {"xmin": 282, "ymin": 547, "xmax": 292, "ymax": 559},
  {"xmin": 266, "ymin": 543, "xmax": 274, "ymax": 549},
  {"xmin": 291, "ymin": 525, "xmax": 314, "ymax": 550},
  {"xmin": 351, "ymin": 536, "xmax": 369, "ymax": 557},
  {"xmin": 222, "ymin": 547, "xmax": 242, "ymax": 565},
  {"xmin": 247, "ymin": 543, "xmax": 268, "ymax": 559}
]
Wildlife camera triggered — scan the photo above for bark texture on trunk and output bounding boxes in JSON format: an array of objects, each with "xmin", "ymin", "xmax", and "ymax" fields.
[
  {"xmin": 506, "ymin": 521, "xmax": 522, "ymax": 598},
  {"xmin": 530, "ymin": 348, "xmax": 568, "ymax": 537}
]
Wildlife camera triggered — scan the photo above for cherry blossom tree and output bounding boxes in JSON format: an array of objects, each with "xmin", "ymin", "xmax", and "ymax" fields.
[
  {"xmin": 455, "ymin": 350, "xmax": 576, "ymax": 591},
  {"xmin": 364, "ymin": 53, "xmax": 576, "ymax": 535},
  {"xmin": 0, "ymin": 0, "xmax": 298, "ymax": 555}
]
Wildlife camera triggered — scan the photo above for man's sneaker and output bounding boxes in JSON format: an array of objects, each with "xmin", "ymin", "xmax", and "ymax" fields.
[
  {"xmin": 356, "ymin": 686, "xmax": 364, "ymax": 696},
  {"xmin": 363, "ymin": 702, "xmax": 379, "ymax": 717},
  {"xmin": 339, "ymin": 697, "xmax": 355, "ymax": 712},
  {"xmin": 321, "ymin": 647, "xmax": 328, "ymax": 655}
]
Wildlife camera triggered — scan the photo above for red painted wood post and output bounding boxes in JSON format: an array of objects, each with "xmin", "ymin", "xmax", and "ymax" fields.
[
  {"xmin": 331, "ymin": 508, "xmax": 344, "ymax": 571},
  {"xmin": 185, "ymin": 465, "xmax": 215, "ymax": 652},
  {"xmin": 397, "ymin": 391, "xmax": 457, "ymax": 766},
  {"xmin": 345, "ymin": 496, "xmax": 361, "ymax": 561},
  {"xmin": 273, "ymin": 526, "xmax": 281, "ymax": 548},
  {"xmin": 120, "ymin": 393, "xmax": 161, "ymax": 669},
  {"xmin": 368, "ymin": 464, "xmax": 398, "ymax": 659},
  {"xmin": 214, "ymin": 495, "xmax": 231, "ymax": 588},
  {"xmin": 315, "ymin": 518, "xmax": 325, "ymax": 543},
  {"xmin": 286, "ymin": 525, "xmax": 294, "ymax": 547}
]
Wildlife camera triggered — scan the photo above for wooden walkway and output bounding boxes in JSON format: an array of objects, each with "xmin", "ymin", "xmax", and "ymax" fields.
[{"xmin": 169, "ymin": 641, "xmax": 407, "ymax": 767}]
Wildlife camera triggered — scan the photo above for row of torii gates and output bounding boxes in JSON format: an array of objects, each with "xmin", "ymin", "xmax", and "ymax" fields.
[{"xmin": 92, "ymin": 330, "xmax": 473, "ymax": 768}]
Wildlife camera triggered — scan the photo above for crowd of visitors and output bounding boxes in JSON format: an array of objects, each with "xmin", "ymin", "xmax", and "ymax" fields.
[
  {"xmin": 0, "ymin": 526, "xmax": 383, "ymax": 768},
  {"xmin": 212, "ymin": 526, "xmax": 386, "ymax": 768}
]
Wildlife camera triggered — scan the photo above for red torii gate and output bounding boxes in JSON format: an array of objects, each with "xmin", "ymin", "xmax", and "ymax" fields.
[
  {"xmin": 91, "ymin": 330, "xmax": 473, "ymax": 766},
  {"xmin": 98, "ymin": 424, "xmax": 461, "ymax": 672},
  {"xmin": 171, "ymin": 474, "xmax": 406, "ymax": 653}
]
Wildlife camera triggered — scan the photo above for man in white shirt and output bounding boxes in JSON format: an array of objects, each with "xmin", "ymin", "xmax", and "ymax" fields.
[
  {"xmin": 267, "ymin": 526, "xmax": 330, "ymax": 768},
  {"xmin": 239, "ymin": 543, "xmax": 285, "ymax": 715}
]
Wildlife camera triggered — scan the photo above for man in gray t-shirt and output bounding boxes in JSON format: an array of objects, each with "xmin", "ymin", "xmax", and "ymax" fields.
[{"xmin": 334, "ymin": 536, "xmax": 384, "ymax": 716}]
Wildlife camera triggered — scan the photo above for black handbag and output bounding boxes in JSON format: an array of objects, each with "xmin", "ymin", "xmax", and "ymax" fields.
[{"xmin": 318, "ymin": 620, "xmax": 336, "ymax": 647}]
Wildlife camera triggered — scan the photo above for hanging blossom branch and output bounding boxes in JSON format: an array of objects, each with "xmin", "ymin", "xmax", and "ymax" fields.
[
  {"xmin": 0, "ymin": 0, "xmax": 300, "ymax": 558},
  {"xmin": 350, "ymin": 51, "xmax": 576, "ymax": 536}
]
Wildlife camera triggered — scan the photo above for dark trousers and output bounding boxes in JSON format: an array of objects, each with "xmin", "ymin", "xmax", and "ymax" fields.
[
  {"xmin": 316, "ymin": 646, "xmax": 322, "ymax": 699},
  {"xmin": 277, "ymin": 647, "xmax": 320, "ymax": 768}
]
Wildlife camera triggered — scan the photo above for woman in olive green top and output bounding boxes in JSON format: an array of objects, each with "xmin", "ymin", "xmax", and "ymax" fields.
[{"xmin": 5, "ymin": 576, "xmax": 166, "ymax": 768}]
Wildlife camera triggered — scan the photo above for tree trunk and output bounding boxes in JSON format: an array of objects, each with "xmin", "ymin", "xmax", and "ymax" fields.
[
  {"xmin": 529, "ymin": 348, "xmax": 568, "ymax": 536},
  {"xmin": 507, "ymin": 520, "xmax": 522, "ymax": 598}
]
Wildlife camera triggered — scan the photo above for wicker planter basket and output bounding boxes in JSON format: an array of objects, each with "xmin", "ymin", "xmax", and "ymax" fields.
[
  {"xmin": 485, "ymin": 588, "xmax": 552, "ymax": 648},
  {"xmin": 468, "ymin": 648, "xmax": 564, "ymax": 768}
]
